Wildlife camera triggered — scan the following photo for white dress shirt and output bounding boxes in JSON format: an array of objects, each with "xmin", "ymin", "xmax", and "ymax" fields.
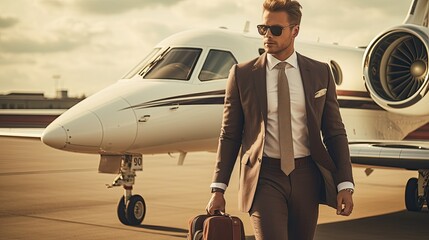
[{"xmin": 263, "ymin": 52, "xmax": 310, "ymax": 159}]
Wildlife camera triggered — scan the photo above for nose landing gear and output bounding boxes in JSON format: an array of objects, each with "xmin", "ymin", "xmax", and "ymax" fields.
[{"xmin": 106, "ymin": 154, "xmax": 146, "ymax": 225}]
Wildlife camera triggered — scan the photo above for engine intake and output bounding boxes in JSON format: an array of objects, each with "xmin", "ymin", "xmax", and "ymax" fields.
[{"xmin": 363, "ymin": 25, "xmax": 429, "ymax": 116}]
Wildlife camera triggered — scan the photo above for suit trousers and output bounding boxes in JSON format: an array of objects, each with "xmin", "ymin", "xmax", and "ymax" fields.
[{"xmin": 249, "ymin": 156, "xmax": 322, "ymax": 240}]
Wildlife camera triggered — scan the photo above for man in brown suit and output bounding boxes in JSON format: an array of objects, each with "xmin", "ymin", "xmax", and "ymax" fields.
[{"xmin": 206, "ymin": 0, "xmax": 354, "ymax": 239}]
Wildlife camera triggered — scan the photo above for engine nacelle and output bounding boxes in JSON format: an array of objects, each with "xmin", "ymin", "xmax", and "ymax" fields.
[{"xmin": 363, "ymin": 25, "xmax": 429, "ymax": 116}]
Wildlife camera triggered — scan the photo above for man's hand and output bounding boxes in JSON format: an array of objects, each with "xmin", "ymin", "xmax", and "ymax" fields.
[
  {"xmin": 336, "ymin": 189, "xmax": 354, "ymax": 216},
  {"xmin": 206, "ymin": 192, "xmax": 226, "ymax": 215}
]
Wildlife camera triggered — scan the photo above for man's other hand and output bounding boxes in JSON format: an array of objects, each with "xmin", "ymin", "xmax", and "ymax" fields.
[
  {"xmin": 336, "ymin": 189, "xmax": 354, "ymax": 216},
  {"xmin": 206, "ymin": 192, "xmax": 226, "ymax": 215}
]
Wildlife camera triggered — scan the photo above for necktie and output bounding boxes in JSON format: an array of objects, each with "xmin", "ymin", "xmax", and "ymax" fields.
[{"xmin": 276, "ymin": 62, "xmax": 295, "ymax": 175}]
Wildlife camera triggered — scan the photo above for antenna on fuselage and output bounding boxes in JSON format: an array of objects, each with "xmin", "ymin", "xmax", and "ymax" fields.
[{"xmin": 243, "ymin": 21, "xmax": 250, "ymax": 33}]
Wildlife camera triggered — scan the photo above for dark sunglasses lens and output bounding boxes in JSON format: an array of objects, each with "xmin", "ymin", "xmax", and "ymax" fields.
[
  {"xmin": 257, "ymin": 25, "xmax": 282, "ymax": 36},
  {"xmin": 257, "ymin": 25, "xmax": 267, "ymax": 35},
  {"xmin": 270, "ymin": 26, "xmax": 283, "ymax": 36}
]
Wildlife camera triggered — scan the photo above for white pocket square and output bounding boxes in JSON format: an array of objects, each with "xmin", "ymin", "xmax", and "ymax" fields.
[{"xmin": 314, "ymin": 88, "xmax": 327, "ymax": 98}]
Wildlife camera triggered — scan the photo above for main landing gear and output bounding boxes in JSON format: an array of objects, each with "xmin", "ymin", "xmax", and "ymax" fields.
[
  {"xmin": 106, "ymin": 154, "xmax": 145, "ymax": 225},
  {"xmin": 405, "ymin": 170, "xmax": 429, "ymax": 212}
]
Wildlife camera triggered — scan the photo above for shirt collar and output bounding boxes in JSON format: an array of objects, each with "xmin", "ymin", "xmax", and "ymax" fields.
[{"xmin": 266, "ymin": 51, "xmax": 299, "ymax": 71}]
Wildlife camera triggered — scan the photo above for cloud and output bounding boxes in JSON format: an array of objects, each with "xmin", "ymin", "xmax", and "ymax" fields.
[
  {"xmin": 0, "ymin": 16, "xmax": 19, "ymax": 28},
  {"xmin": 0, "ymin": 37, "xmax": 86, "ymax": 53},
  {"xmin": 339, "ymin": 0, "xmax": 406, "ymax": 15},
  {"xmin": 39, "ymin": 0, "xmax": 66, "ymax": 8},
  {"xmin": 0, "ymin": 54, "xmax": 36, "ymax": 65},
  {"xmin": 177, "ymin": 0, "xmax": 242, "ymax": 19},
  {"xmin": 296, "ymin": 0, "xmax": 409, "ymax": 45},
  {"xmin": 0, "ymin": 17, "xmax": 106, "ymax": 53},
  {"xmin": 74, "ymin": 0, "xmax": 186, "ymax": 15}
]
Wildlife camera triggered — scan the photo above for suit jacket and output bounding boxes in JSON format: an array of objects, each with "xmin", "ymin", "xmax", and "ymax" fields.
[{"xmin": 212, "ymin": 52, "xmax": 354, "ymax": 212}]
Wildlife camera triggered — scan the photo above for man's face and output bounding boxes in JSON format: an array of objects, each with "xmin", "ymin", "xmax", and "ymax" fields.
[{"xmin": 261, "ymin": 10, "xmax": 299, "ymax": 60}]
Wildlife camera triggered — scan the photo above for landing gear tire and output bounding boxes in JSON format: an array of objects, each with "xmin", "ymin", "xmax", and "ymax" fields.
[
  {"xmin": 117, "ymin": 195, "xmax": 146, "ymax": 225},
  {"xmin": 405, "ymin": 178, "xmax": 423, "ymax": 212},
  {"xmin": 426, "ymin": 184, "xmax": 429, "ymax": 210},
  {"xmin": 117, "ymin": 196, "xmax": 129, "ymax": 225},
  {"xmin": 426, "ymin": 194, "xmax": 429, "ymax": 210},
  {"xmin": 126, "ymin": 195, "xmax": 146, "ymax": 225}
]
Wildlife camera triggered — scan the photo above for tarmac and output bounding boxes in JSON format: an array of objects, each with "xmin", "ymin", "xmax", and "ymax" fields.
[{"xmin": 0, "ymin": 137, "xmax": 428, "ymax": 239}]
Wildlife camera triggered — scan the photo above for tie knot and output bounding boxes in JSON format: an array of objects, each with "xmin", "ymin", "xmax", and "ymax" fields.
[{"xmin": 275, "ymin": 62, "xmax": 287, "ymax": 70}]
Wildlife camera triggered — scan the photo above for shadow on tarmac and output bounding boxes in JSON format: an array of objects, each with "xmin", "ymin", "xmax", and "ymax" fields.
[
  {"xmin": 139, "ymin": 224, "xmax": 189, "ymax": 233},
  {"xmin": 315, "ymin": 210, "xmax": 429, "ymax": 240},
  {"xmin": 244, "ymin": 210, "xmax": 428, "ymax": 240}
]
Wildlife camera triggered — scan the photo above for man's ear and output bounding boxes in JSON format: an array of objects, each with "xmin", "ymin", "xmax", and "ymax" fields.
[{"xmin": 292, "ymin": 25, "xmax": 300, "ymax": 37}]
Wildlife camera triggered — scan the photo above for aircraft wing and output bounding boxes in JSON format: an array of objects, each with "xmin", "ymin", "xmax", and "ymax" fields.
[
  {"xmin": 0, "ymin": 109, "xmax": 62, "ymax": 139},
  {"xmin": 0, "ymin": 128, "xmax": 44, "ymax": 139},
  {"xmin": 349, "ymin": 141, "xmax": 429, "ymax": 170}
]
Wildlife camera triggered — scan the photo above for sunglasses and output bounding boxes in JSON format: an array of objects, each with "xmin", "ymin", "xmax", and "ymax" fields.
[{"xmin": 257, "ymin": 24, "xmax": 296, "ymax": 36}]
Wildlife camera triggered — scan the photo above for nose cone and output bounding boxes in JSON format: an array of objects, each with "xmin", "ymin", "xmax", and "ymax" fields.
[
  {"xmin": 41, "ymin": 124, "xmax": 67, "ymax": 149},
  {"xmin": 41, "ymin": 110, "xmax": 103, "ymax": 153}
]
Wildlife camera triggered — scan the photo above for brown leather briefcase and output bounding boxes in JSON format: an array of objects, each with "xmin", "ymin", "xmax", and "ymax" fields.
[{"xmin": 188, "ymin": 213, "xmax": 245, "ymax": 240}]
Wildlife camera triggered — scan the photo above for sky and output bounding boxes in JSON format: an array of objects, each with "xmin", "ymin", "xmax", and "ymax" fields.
[{"xmin": 0, "ymin": 0, "xmax": 412, "ymax": 98}]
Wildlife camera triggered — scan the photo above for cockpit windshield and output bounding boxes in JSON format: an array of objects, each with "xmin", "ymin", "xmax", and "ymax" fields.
[
  {"xmin": 122, "ymin": 48, "xmax": 161, "ymax": 79},
  {"xmin": 123, "ymin": 47, "xmax": 237, "ymax": 82},
  {"xmin": 141, "ymin": 48, "xmax": 202, "ymax": 80}
]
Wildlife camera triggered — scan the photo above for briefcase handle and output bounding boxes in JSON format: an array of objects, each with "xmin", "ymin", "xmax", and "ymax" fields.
[
  {"xmin": 206, "ymin": 211, "xmax": 244, "ymax": 240},
  {"xmin": 212, "ymin": 210, "xmax": 229, "ymax": 216}
]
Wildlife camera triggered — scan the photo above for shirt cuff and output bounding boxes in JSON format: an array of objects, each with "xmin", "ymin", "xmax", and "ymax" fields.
[
  {"xmin": 210, "ymin": 182, "xmax": 228, "ymax": 191},
  {"xmin": 337, "ymin": 181, "xmax": 354, "ymax": 192}
]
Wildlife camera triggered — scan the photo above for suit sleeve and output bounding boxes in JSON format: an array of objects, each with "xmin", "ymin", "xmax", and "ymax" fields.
[
  {"xmin": 211, "ymin": 65, "xmax": 244, "ymax": 186},
  {"xmin": 320, "ymin": 63, "xmax": 354, "ymax": 185}
]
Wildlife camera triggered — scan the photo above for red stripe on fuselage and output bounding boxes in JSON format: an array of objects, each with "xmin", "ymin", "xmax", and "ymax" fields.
[
  {"xmin": 405, "ymin": 123, "xmax": 429, "ymax": 140},
  {"xmin": 336, "ymin": 90, "xmax": 371, "ymax": 98}
]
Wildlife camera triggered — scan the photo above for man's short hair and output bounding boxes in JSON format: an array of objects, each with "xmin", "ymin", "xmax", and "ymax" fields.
[{"xmin": 263, "ymin": 0, "xmax": 302, "ymax": 25}]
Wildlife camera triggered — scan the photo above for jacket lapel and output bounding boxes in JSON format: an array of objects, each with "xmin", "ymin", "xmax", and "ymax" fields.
[
  {"xmin": 297, "ymin": 53, "xmax": 320, "ymax": 152},
  {"xmin": 297, "ymin": 53, "xmax": 314, "ymax": 112},
  {"xmin": 297, "ymin": 53, "xmax": 317, "ymax": 128},
  {"xmin": 252, "ymin": 53, "xmax": 268, "ymax": 124}
]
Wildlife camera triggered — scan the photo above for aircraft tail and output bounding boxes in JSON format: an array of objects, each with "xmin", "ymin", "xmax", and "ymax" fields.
[{"xmin": 404, "ymin": 0, "xmax": 429, "ymax": 26}]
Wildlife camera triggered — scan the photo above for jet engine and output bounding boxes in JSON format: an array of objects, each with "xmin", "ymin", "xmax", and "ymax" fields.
[{"xmin": 363, "ymin": 25, "xmax": 429, "ymax": 116}]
